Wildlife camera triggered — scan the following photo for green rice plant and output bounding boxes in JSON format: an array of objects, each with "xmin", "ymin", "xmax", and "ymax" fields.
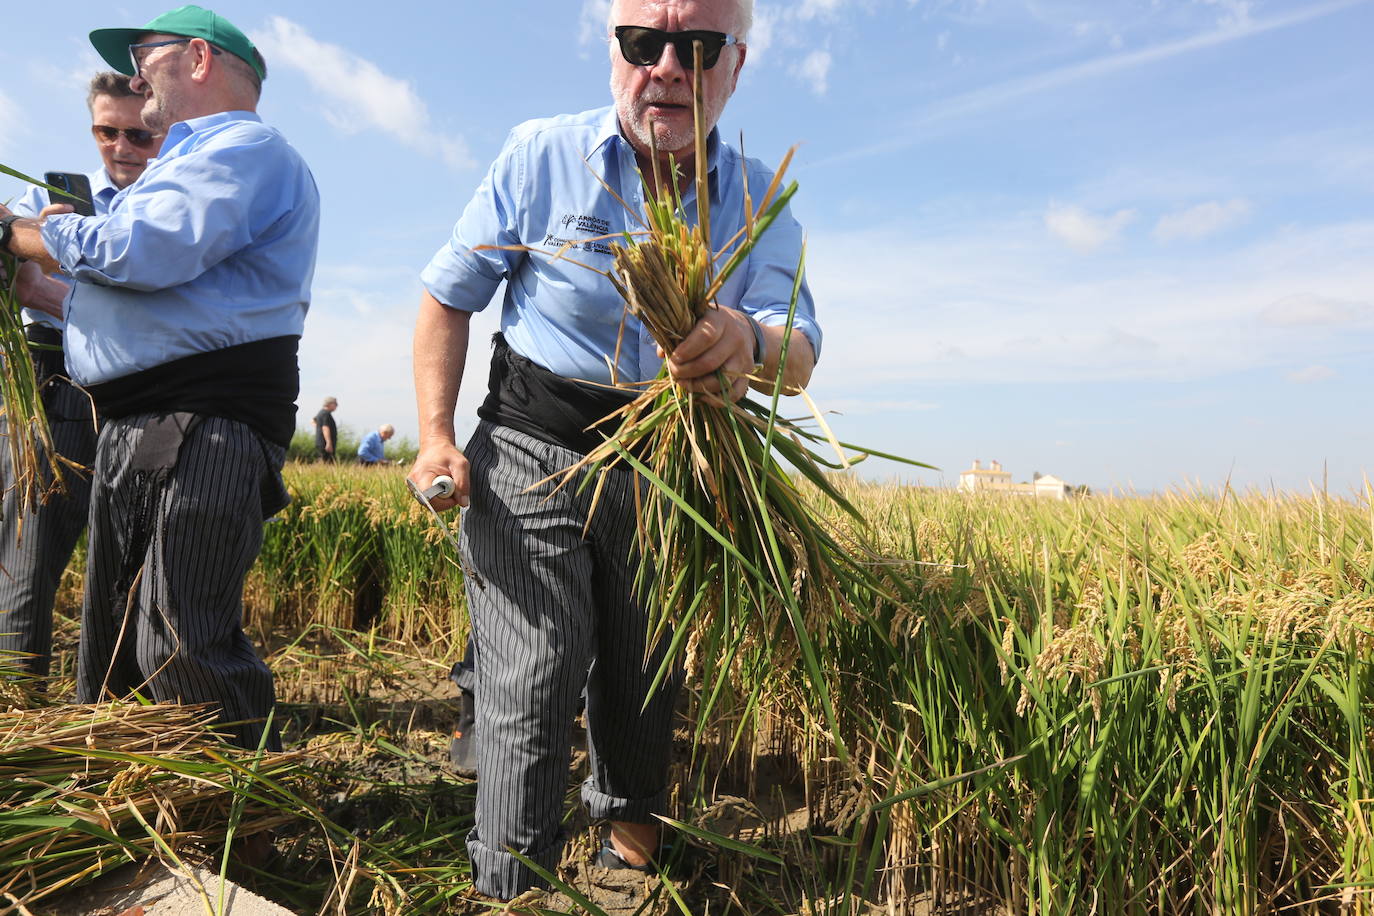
[
  {"xmin": 0, "ymin": 163, "xmax": 78, "ymax": 522},
  {"xmin": 250, "ymin": 464, "xmax": 471, "ymax": 650},
  {"xmin": 802, "ymin": 483, "xmax": 1374, "ymax": 915}
]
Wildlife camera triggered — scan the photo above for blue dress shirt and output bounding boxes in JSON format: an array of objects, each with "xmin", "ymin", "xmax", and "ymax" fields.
[
  {"xmin": 12, "ymin": 167, "xmax": 119, "ymax": 330},
  {"xmin": 421, "ymin": 106, "xmax": 820, "ymax": 385},
  {"xmin": 39, "ymin": 111, "xmax": 320, "ymax": 387},
  {"xmin": 358, "ymin": 430, "xmax": 386, "ymax": 464}
]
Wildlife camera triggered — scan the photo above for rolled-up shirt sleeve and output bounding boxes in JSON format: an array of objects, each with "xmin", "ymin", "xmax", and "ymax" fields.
[
  {"xmin": 40, "ymin": 130, "xmax": 284, "ymax": 293},
  {"xmin": 738, "ymin": 197, "xmax": 822, "ymax": 362},
  {"xmin": 420, "ymin": 131, "xmax": 526, "ymax": 313},
  {"xmin": 10, "ymin": 184, "xmax": 45, "ymax": 220}
]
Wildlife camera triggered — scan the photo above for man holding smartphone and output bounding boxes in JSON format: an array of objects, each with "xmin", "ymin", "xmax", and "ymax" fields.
[
  {"xmin": 0, "ymin": 72, "xmax": 159, "ymax": 678},
  {"xmin": 0, "ymin": 5, "xmax": 319, "ymax": 752}
]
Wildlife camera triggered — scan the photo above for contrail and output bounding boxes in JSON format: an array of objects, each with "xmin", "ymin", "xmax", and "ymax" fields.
[{"xmin": 811, "ymin": 0, "xmax": 1371, "ymax": 169}]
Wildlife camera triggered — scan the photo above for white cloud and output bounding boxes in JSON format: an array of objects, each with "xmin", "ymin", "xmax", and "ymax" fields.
[
  {"xmin": 797, "ymin": 217, "xmax": 1374, "ymax": 399},
  {"xmin": 751, "ymin": 2, "xmax": 847, "ymax": 87},
  {"xmin": 579, "ymin": 0, "xmax": 612, "ymax": 48},
  {"xmin": 26, "ymin": 52, "xmax": 106, "ymax": 98},
  {"xmin": 797, "ymin": 0, "xmax": 850, "ymax": 20},
  {"xmin": 1286, "ymin": 365, "xmax": 1336, "ymax": 384},
  {"xmin": 1261, "ymin": 294, "xmax": 1362, "ymax": 327},
  {"xmin": 1153, "ymin": 198, "xmax": 1251, "ymax": 242},
  {"xmin": 1196, "ymin": 0, "xmax": 1253, "ymax": 29},
  {"xmin": 792, "ymin": 50, "xmax": 832, "ymax": 96},
  {"xmin": 252, "ymin": 18, "xmax": 474, "ymax": 170},
  {"xmin": 1044, "ymin": 203, "xmax": 1137, "ymax": 251},
  {"xmin": 748, "ymin": 5, "xmax": 778, "ymax": 59}
]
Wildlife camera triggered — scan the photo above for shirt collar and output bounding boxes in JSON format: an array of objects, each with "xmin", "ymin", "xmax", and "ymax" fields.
[
  {"xmin": 594, "ymin": 105, "xmax": 728, "ymax": 204},
  {"xmin": 91, "ymin": 167, "xmax": 119, "ymax": 200},
  {"xmin": 159, "ymin": 109, "xmax": 262, "ymax": 154}
]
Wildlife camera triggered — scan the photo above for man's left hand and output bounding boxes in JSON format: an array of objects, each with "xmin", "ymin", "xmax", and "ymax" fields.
[
  {"xmin": 664, "ymin": 307, "xmax": 756, "ymax": 402},
  {"xmin": 38, "ymin": 203, "xmax": 74, "ymax": 220}
]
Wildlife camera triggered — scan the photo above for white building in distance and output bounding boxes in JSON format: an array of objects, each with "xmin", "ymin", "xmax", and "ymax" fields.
[{"xmin": 957, "ymin": 460, "xmax": 1071, "ymax": 499}]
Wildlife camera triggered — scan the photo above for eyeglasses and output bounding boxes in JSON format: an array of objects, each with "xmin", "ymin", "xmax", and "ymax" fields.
[
  {"xmin": 128, "ymin": 37, "xmax": 220, "ymax": 75},
  {"xmin": 613, "ymin": 26, "xmax": 739, "ymax": 70},
  {"xmin": 91, "ymin": 125, "xmax": 160, "ymax": 148}
]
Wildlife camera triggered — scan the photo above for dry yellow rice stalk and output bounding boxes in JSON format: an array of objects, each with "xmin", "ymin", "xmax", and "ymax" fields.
[{"xmin": 0, "ymin": 700, "xmax": 301, "ymax": 911}]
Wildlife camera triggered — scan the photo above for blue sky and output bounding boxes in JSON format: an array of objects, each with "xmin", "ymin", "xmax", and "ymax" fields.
[{"xmin": 2, "ymin": 0, "xmax": 1371, "ymax": 495}]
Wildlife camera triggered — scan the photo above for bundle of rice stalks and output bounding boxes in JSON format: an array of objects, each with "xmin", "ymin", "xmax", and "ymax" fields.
[
  {"xmin": 540, "ymin": 48, "xmax": 930, "ymax": 757},
  {"xmin": 0, "ymin": 163, "xmax": 77, "ymax": 519},
  {"xmin": 0, "ymin": 701, "xmax": 302, "ymax": 911}
]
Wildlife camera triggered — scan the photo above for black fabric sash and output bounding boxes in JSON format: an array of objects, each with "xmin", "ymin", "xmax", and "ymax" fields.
[
  {"xmin": 478, "ymin": 333, "xmax": 639, "ymax": 456},
  {"xmin": 26, "ymin": 324, "xmax": 67, "ymax": 386},
  {"xmin": 84, "ymin": 336, "xmax": 300, "ymax": 448}
]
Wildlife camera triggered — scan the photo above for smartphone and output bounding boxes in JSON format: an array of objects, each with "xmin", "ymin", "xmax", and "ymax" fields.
[{"xmin": 44, "ymin": 171, "xmax": 95, "ymax": 217}]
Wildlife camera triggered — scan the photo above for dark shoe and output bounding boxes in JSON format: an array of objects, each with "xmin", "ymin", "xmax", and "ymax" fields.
[
  {"xmin": 595, "ymin": 838, "xmax": 653, "ymax": 873},
  {"xmin": 448, "ymin": 688, "xmax": 476, "ymax": 778}
]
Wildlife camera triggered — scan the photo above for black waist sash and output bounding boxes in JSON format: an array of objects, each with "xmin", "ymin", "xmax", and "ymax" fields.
[
  {"xmin": 25, "ymin": 324, "xmax": 67, "ymax": 384},
  {"xmin": 84, "ymin": 336, "xmax": 300, "ymax": 448},
  {"xmin": 479, "ymin": 333, "xmax": 639, "ymax": 456}
]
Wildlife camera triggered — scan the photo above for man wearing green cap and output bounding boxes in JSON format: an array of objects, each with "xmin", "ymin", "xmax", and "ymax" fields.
[{"xmin": 0, "ymin": 5, "xmax": 319, "ymax": 751}]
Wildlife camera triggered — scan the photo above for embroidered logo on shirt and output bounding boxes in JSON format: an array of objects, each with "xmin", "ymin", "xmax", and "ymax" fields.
[
  {"xmin": 546, "ymin": 213, "xmax": 614, "ymax": 256},
  {"xmin": 560, "ymin": 213, "xmax": 611, "ymax": 236}
]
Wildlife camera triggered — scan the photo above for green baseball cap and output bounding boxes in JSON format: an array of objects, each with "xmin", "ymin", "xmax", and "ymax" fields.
[{"xmin": 90, "ymin": 5, "xmax": 264, "ymax": 81}]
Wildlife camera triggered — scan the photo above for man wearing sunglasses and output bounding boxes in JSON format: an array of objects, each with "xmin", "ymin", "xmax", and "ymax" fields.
[
  {"xmin": 410, "ymin": 0, "xmax": 820, "ymax": 902},
  {"xmin": 0, "ymin": 5, "xmax": 319, "ymax": 753},
  {"xmin": 0, "ymin": 72, "xmax": 158, "ymax": 679}
]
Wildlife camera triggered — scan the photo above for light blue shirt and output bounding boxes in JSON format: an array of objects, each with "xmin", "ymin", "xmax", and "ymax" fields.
[
  {"xmin": 421, "ymin": 106, "xmax": 820, "ymax": 385},
  {"xmin": 39, "ymin": 111, "xmax": 320, "ymax": 386},
  {"xmin": 358, "ymin": 430, "xmax": 386, "ymax": 463},
  {"xmin": 12, "ymin": 167, "xmax": 119, "ymax": 330}
]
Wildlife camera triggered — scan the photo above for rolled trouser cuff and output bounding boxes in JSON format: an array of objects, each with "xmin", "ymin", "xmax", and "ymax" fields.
[
  {"xmin": 465, "ymin": 827, "xmax": 561, "ymax": 900},
  {"xmin": 581, "ymin": 779, "xmax": 667, "ymax": 824}
]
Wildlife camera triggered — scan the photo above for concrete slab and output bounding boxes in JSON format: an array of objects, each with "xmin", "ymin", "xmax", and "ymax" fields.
[{"xmin": 36, "ymin": 861, "xmax": 295, "ymax": 916}]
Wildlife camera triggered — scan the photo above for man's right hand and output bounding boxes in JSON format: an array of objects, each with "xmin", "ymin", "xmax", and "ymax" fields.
[{"xmin": 410, "ymin": 441, "xmax": 471, "ymax": 510}]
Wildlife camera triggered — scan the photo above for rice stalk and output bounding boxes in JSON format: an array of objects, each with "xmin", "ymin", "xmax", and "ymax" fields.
[{"xmin": 0, "ymin": 163, "xmax": 81, "ymax": 524}]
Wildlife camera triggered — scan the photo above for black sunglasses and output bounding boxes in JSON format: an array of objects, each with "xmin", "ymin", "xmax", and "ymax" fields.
[
  {"xmin": 128, "ymin": 37, "xmax": 221, "ymax": 76},
  {"xmin": 613, "ymin": 26, "xmax": 739, "ymax": 70},
  {"xmin": 91, "ymin": 124, "xmax": 159, "ymax": 148}
]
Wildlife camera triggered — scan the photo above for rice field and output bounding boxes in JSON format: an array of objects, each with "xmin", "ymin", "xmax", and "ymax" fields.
[
  {"xmin": 74, "ymin": 466, "xmax": 1374, "ymax": 912},
  {"xmin": 5, "ymin": 462, "xmax": 1372, "ymax": 914}
]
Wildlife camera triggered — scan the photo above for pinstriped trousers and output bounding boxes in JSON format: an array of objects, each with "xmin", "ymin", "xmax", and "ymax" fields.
[
  {"xmin": 75, "ymin": 414, "xmax": 283, "ymax": 751},
  {"xmin": 0, "ymin": 375, "xmax": 97, "ymax": 676},
  {"xmin": 461, "ymin": 421, "xmax": 681, "ymax": 899}
]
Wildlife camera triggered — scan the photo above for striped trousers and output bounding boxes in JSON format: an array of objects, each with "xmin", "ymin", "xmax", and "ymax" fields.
[
  {"xmin": 461, "ymin": 421, "xmax": 681, "ymax": 899},
  {"xmin": 0, "ymin": 375, "xmax": 98, "ymax": 676},
  {"xmin": 75, "ymin": 414, "xmax": 284, "ymax": 751}
]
